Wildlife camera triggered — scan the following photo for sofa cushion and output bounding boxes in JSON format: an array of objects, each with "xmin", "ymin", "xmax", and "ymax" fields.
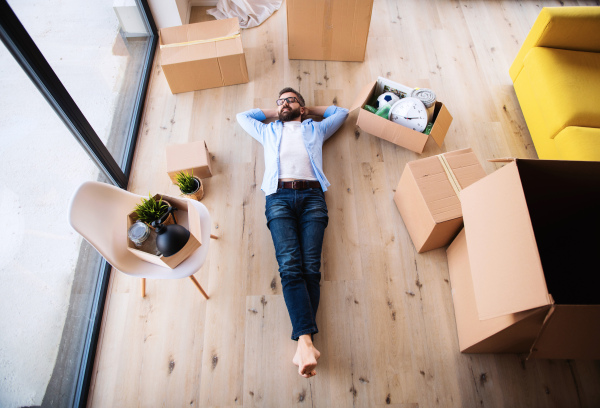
[
  {"xmin": 554, "ymin": 127, "xmax": 600, "ymax": 161},
  {"xmin": 521, "ymin": 47, "xmax": 600, "ymax": 140},
  {"xmin": 509, "ymin": 7, "xmax": 600, "ymax": 82}
]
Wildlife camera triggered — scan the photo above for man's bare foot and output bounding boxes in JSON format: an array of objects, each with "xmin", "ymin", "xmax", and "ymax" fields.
[{"xmin": 292, "ymin": 335, "xmax": 320, "ymax": 378}]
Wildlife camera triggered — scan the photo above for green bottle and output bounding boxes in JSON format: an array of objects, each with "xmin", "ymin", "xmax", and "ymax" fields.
[
  {"xmin": 424, "ymin": 122, "xmax": 433, "ymax": 135},
  {"xmin": 376, "ymin": 104, "xmax": 391, "ymax": 119},
  {"xmin": 364, "ymin": 105, "xmax": 377, "ymax": 113}
]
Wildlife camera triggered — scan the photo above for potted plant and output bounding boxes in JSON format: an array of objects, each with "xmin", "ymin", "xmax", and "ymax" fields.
[
  {"xmin": 134, "ymin": 193, "xmax": 176, "ymax": 227},
  {"xmin": 175, "ymin": 170, "xmax": 204, "ymax": 201}
]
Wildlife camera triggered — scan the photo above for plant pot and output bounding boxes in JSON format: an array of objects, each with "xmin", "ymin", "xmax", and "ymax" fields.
[
  {"xmin": 160, "ymin": 200, "xmax": 177, "ymax": 225},
  {"xmin": 141, "ymin": 198, "xmax": 176, "ymax": 229},
  {"xmin": 181, "ymin": 177, "xmax": 204, "ymax": 201}
]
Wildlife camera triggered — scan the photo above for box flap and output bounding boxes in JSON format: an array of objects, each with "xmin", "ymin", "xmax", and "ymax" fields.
[
  {"xmin": 161, "ymin": 18, "xmax": 240, "ymax": 46},
  {"xmin": 529, "ymin": 305, "xmax": 600, "ymax": 359},
  {"xmin": 350, "ymin": 81, "xmax": 376, "ymax": 112},
  {"xmin": 429, "ymin": 103, "xmax": 452, "ymax": 148},
  {"xmin": 447, "ymin": 229, "xmax": 550, "ymax": 353},
  {"xmin": 461, "ymin": 161, "xmax": 552, "ymax": 320}
]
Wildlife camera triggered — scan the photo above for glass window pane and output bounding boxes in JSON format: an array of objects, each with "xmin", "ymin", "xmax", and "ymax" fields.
[
  {"xmin": 7, "ymin": 0, "xmax": 152, "ymax": 167},
  {"xmin": 0, "ymin": 39, "xmax": 107, "ymax": 407}
]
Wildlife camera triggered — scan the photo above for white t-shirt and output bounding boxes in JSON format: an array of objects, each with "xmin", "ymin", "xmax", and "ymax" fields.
[{"xmin": 278, "ymin": 121, "xmax": 317, "ymax": 180}]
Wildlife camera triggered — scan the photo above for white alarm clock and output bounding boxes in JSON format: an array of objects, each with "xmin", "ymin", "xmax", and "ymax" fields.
[{"xmin": 388, "ymin": 97, "xmax": 428, "ymax": 132}]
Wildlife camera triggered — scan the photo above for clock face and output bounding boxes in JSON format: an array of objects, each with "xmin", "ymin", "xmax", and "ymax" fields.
[{"xmin": 388, "ymin": 97, "xmax": 428, "ymax": 132}]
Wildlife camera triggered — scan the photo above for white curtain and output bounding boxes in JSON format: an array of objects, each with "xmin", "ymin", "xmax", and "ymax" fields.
[{"xmin": 207, "ymin": 0, "xmax": 283, "ymax": 29}]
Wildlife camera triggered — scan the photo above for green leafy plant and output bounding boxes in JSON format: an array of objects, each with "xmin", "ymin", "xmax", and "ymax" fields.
[
  {"xmin": 134, "ymin": 194, "xmax": 169, "ymax": 224},
  {"xmin": 175, "ymin": 170, "xmax": 199, "ymax": 194}
]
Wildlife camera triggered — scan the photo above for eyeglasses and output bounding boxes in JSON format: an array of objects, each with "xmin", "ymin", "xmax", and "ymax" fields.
[{"xmin": 276, "ymin": 96, "xmax": 300, "ymax": 106}]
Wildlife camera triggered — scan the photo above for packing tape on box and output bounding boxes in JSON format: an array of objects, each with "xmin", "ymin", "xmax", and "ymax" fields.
[
  {"xmin": 437, "ymin": 154, "xmax": 462, "ymax": 200},
  {"xmin": 160, "ymin": 32, "xmax": 241, "ymax": 49}
]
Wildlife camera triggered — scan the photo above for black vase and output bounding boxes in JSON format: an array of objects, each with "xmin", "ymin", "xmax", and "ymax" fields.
[
  {"xmin": 151, "ymin": 206, "xmax": 190, "ymax": 257},
  {"xmin": 155, "ymin": 224, "xmax": 190, "ymax": 257}
]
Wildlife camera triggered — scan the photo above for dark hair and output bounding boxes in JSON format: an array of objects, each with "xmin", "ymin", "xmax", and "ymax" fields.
[{"xmin": 279, "ymin": 87, "xmax": 305, "ymax": 107}]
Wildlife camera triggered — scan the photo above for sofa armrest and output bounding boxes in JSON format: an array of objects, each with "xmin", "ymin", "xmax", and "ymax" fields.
[{"xmin": 509, "ymin": 7, "xmax": 600, "ymax": 83}]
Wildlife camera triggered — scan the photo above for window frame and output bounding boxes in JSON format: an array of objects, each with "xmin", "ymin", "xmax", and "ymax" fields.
[{"xmin": 0, "ymin": 0, "xmax": 158, "ymax": 406}]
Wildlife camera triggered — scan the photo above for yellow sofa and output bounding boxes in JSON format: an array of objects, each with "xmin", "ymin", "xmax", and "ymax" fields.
[{"xmin": 510, "ymin": 7, "xmax": 600, "ymax": 161}]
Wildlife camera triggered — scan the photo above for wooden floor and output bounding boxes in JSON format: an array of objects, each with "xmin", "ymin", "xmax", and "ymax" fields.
[{"xmin": 88, "ymin": 1, "xmax": 600, "ymax": 407}]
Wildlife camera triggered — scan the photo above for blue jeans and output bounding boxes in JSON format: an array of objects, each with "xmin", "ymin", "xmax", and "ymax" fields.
[{"xmin": 265, "ymin": 188, "xmax": 329, "ymax": 340}]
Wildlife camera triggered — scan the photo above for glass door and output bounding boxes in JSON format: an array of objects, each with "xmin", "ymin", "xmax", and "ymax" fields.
[{"xmin": 0, "ymin": 0, "xmax": 157, "ymax": 406}]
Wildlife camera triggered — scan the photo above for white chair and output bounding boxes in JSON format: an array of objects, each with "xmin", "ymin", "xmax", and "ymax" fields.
[{"xmin": 67, "ymin": 181, "xmax": 216, "ymax": 298}]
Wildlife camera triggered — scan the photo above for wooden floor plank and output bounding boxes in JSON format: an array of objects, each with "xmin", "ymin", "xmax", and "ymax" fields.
[{"xmin": 88, "ymin": 1, "xmax": 600, "ymax": 407}]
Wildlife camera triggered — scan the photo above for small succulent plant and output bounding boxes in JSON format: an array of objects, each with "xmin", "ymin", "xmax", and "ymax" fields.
[
  {"xmin": 134, "ymin": 194, "xmax": 169, "ymax": 224},
  {"xmin": 175, "ymin": 170, "xmax": 199, "ymax": 194}
]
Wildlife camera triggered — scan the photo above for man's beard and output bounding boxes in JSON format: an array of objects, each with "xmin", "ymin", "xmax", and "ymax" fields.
[{"xmin": 278, "ymin": 106, "xmax": 301, "ymax": 121}]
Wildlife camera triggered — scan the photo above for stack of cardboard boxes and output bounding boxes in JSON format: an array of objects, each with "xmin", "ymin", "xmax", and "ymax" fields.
[
  {"xmin": 447, "ymin": 159, "xmax": 600, "ymax": 359},
  {"xmin": 395, "ymin": 152, "xmax": 600, "ymax": 359}
]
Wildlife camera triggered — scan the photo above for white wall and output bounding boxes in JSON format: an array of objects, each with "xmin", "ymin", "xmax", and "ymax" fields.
[
  {"xmin": 147, "ymin": 0, "xmax": 185, "ymax": 28},
  {"xmin": 175, "ymin": 0, "xmax": 190, "ymax": 24},
  {"xmin": 147, "ymin": 0, "xmax": 219, "ymax": 28}
]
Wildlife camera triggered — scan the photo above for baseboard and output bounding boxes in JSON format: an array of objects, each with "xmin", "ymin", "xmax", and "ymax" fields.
[{"xmin": 190, "ymin": 0, "xmax": 218, "ymax": 6}]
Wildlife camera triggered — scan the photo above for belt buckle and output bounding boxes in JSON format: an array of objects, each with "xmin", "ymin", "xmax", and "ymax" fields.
[{"xmin": 292, "ymin": 180, "xmax": 300, "ymax": 189}]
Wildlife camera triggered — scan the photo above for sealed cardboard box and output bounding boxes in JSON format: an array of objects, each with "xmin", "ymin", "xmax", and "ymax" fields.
[
  {"xmin": 166, "ymin": 140, "xmax": 213, "ymax": 183},
  {"xmin": 447, "ymin": 159, "xmax": 600, "ymax": 359},
  {"xmin": 159, "ymin": 18, "xmax": 249, "ymax": 94},
  {"xmin": 127, "ymin": 194, "xmax": 202, "ymax": 269},
  {"xmin": 350, "ymin": 77, "xmax": 453, "ymax": 153},
  {"xmin": 287, "ymin": 0, "xmax": 374, "ymax": 62},
  {"xmin": 394, "ymin": 148, "xmax": 486, "ymax": 253}
]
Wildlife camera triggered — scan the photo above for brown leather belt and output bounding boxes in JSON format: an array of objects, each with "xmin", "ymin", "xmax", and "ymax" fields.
[{"xmin": 277, "ymin": 180, "xmax": 321, "ymax": 190}]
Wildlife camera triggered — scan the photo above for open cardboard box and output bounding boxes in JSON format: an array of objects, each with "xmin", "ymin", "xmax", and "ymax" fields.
[
  {"xmin": 127, "ymin": 194, "xmax": 202, "ymax": 269},
  {"xmin": 350, "ymin": 77, "xmax": 453, "ymax": 154},
  {"xmin": 287, "ymin": 0, "xmax": 374, "ymax": 62},
  {"xmin": 159, "ymin": 18, "xmax": 249, "ymax": 94},
  {"xmin": 166, "ymin": 140, "xmax": 213, "ymax": 183},
  {"xmin": 394, "ymin": 148, "xmax": 487, "ymax": 253},
  {"xmin": 447, "ymin": 159, "xmax": 600, "ymax": 359}
]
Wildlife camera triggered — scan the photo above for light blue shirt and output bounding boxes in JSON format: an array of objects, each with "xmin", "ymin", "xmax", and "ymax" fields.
[{"xmin": 236, "ymin": 105, "xmax": 349, "ymax": 195}]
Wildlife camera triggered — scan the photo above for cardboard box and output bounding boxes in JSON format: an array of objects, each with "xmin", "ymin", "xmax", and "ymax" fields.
[
  {"xmin": 394, "ymin": 148, "xmax": 486, "ymax": 253},
  {"xmin": 287, "ymin": 0, "xmax": 374, "ymax": 62},
  {"xmin": 159, "ymin": 18, "xmax": 249, "ymax": 94},
  {"xmin": 166, "ymin": 140, "xmax": 213, "ymax": 183},
  {"xmin": 350, "ymin": 77, "xmax": 453, "ymax": 153},
  {"xmin": 127, "ymin": 194, "xmax": 202, "ymax": 269},
  {"xmin": 447, "ymin": 159, "xmax": 600, "ymax": 359}
]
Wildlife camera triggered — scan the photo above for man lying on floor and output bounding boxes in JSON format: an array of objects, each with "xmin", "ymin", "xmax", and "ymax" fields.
[{"xmin": 237, "ymin": 87, "xmax": 349, "ymax": 378}]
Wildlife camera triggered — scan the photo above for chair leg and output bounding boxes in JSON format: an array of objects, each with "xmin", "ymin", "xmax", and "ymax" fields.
[
  {"xmin": 210, "ymin": 234, "xmax": 218, "ymax": 239},
  {"xmin": 189, "ymin": 275, "xmax": 209, "ymax": 299},
  {"xmin": 141, "ymin": 278, "xmax": 146, "ymax": 298}
]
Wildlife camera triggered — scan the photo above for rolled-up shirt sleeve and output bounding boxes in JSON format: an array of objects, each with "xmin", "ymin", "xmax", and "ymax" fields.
[{"xmin": 320, "ymin": 105, "xmax": 350, "ymax": 142}]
